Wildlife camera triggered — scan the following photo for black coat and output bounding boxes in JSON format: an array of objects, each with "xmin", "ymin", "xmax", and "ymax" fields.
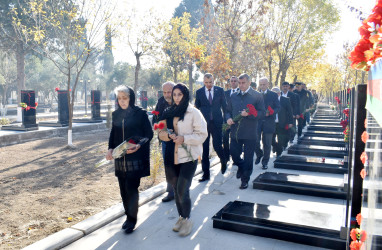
[
  {"xmin": 152, "ymin": 96, "xmax": 171, "ymax": 125},
  {"xmin": 284, "ymin": 91, "xmax": 300, "ymax": 116},
  {"xmin": 108, "ymin": 106, "xmax": 153, "ymax": 178},
  {"xmin": 258, "ymin": 89, "xmax": 281, "ymax": 134},
  {"xmin": 277, "ymin": 96, "xmax": 294, "ymax": 130},
  {"xmin": 294, "ymin": 89, "xmax": 311, "ymax": 115}
]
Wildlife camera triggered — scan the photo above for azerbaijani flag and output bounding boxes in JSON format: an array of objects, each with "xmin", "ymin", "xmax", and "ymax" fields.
[{"xmin": 367, "ymin": 60, "xmax": 382, "ymax": 127}]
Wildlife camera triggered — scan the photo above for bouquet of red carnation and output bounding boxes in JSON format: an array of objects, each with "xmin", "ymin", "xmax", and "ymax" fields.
[
  {"xmin": 154, "ymin": 122, "xmax": 165, "ymax": 130},
  {"xmin": 222, "ymin": 104, "xmax": 258, "ymax": 131},
  {"xmin": 343, "ymin": 108, "xmax": 349, "ymax": 117},
  {"xmin": 151, "ymin": 110, "xmax": 160, "ymax": 116},
  {"xmin": 267, "ymin": 106, "xmax": 274, "ymax": 115},
  {"xmin": 285, "ymin": 124, "xmax": 289, "ymax": 130},
  {"xmin": 334, "ymin": 96, "xmax": 341, "ymax": 104},
  {"xmin": 340, "ymin": 119, "xmax": 348, "ymax": 129}
]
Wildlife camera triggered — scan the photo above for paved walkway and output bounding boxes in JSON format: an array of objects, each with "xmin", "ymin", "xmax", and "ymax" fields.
[{"xmin": 57, "ymin": 154, "xmax": 344, "ymax": 250}]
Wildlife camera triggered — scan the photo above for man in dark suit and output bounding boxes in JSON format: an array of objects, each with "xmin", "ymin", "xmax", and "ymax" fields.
[
  {"xmin": 223, "ymin": 76, "xmax": 239, "ymax": 162},
  {"xmin": 271, "ymin": 87, "xmax": 293, "ymax": 157},
  {"xmin": 226, "ymin": 73, "xmax": 265, "ymax": 189},
  {"xmin": 294, "ymin": 82, "xmax": 311, "ymax": 137},
  {"xmin": 255, "ymin": 77, "xmax": 280, "ymax": 169},
  {"xmin": 195, "ymin": 73, "xmax": 227, "ymax": 182},
  {"xmin": 153, "ymin": 81, "xmax": 175, "ymax": 202},
  {"xmin": 281, "ymin": 82, "xmax": 300, "ymax": 143}
]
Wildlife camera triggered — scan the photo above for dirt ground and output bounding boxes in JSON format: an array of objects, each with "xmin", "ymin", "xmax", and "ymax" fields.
[{"xmin": 0, "ymin": 129, "xmax": 166, "ymax": 249}]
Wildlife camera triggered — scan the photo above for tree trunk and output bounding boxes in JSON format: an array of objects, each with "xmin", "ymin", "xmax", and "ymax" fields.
[
  {"xmin": 188, "ymin": 62, "xmax": 193, "ymax": 102},
  {"xmin": 280, "ymin": 68, "xmax": 288, "ymax": 87},
  {"xmin": 174, "ymin": 67, "xmax": 178, "ymax": 83},
  {"xmin": 268, "ymin": 57, "xmax": 273, "ymax": 87},
  {"xmin": 134, "ymin": 52, "xmax": 141, "ymax": 92},
  {"xmin": 361, "ymin": 71, "xmax": 366, "ymax": 85},
  {"xmin": 16, "ymin": 41, "xmax": 25, "ymax": 104},
  {"xmin": 293, "ymin": 75, "xmax": 298, "ymax": 83}
]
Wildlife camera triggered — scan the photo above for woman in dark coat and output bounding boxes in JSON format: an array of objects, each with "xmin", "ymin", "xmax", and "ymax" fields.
[{"xmin": 106, "ymin": 85, "xmax": 153, "ymax": 234}]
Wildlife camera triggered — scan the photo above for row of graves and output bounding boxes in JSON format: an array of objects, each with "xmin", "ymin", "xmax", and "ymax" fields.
[
  {"xmin": 212, "ymin": 82, "xmax": 381, "ymax": 249},
  {"xmin": 0, "ymin": 90, "xmax": 151, "ymax": 132}
]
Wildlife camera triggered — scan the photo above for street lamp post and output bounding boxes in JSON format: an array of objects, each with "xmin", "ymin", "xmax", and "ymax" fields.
[{"xmin": 85, "ymin": 80, "xmax": 89, "ymax": 115}]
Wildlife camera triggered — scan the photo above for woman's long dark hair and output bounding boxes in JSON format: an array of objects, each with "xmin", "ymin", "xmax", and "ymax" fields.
[{"xmin": 160, "ymin": 83, "xmax": 189, "ymax": 121}]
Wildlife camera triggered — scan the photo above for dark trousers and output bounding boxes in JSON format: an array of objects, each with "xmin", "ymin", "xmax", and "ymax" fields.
[
  {"xmin": 297, "ymin": 117, "xmax": 306, "ymax": 137},
  {"xmin": 223, "ymin": 128, "xmax": 231, "ymax": 161},
  {"xmin": 230, "ymin": 138, "xmax": 256, "ymax": 183},
  {"xmin": 117, "ymin": 176, "xmax": 141, "ymax": 225},
  {"xmin": 162, "ymin": 143, "xmax": 174, "ymax": 196},
  {"xmin": 165, "ymin": 161, "xmax": 197, "ymax": 218},
  {"xmin": 306, "ymin": 112, "xmax": 310, "ymax": 123},
  {"xmin": 272, "ymin": 123, "xmax": 289, "ymax": 156},
  {"xmin": 289, "ymin": 118, "xmax": 297, "ymax": 142},
  {"xmin": 202, "ymin": 121, "xmax": 225, "ymax": 178},
  {"xmin": 255, "ymin": 131, "xmax": 273, "ymax": 165}
]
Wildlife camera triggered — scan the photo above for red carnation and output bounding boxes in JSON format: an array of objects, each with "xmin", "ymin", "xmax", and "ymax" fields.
[
  {"xmin": 246, "ymin": 104, "xmax": 258, "ymax": 117},
  {"xmin": 350, "ymin": 241, "xmax": 363, "ymax": 250},
  {"xmin": 356, "ymin": 213, "xmax": 362, "ymax": 225},
  {"xmin": 347, "ymin": 88, "xmax": 351, "ymax": 94},
  {"xmin": 360, "ymin": 230, "xmax": 367, "ymax": 242},
  {"xmin": 350, "ymin": 228, "xmax": 358, "ymax": 241},
  {"xmin": 360, "ymin": 169, "xmax": 367, "ymax": 179},
  {"xmin": 35, "ymin": 102, "xmax": 38, "ymax": 107},
  {"xmin": 128, "ymin": 139, "xmax": 136, "ymax": 144},
  {"xmin": 300, "ymin": 113, "xmax": 304, "ymax": 120},
  {"xmin": 285, "ymin": 124, "xmax": 289, "ymax": 130},
  {"xmin": 267, "ymin": 106, "xmax": 274, "ymax": 115},
  {"xmin": 151, "ymin": 110, "xmax": 160, "ymax": 116},
  {"xmin": 360, "ymin": 151, "xmax": 368, "ymax": 165},
  {"xmin": 322, "ymin": 158, "xmax": 325, "ymax": 163},
  {"xmin": 26, "ymin": 106, "xmax": 30, "ymax": 111},
  {"xmin": 153, "ymin": 124, "xmax": 158, "ymax": 130},
  {"xmin": 55, "ymin": 87, "xmax": 60, "ymax": 92},
  {"xmin": 343, "ymin": 108, "xmax": 349, "ymax": 117},
  {"xmin": 158, "ymin": 122, "xmax": 165, "ymax": 130},
  {"xmin": 361, "ymin": 131, "xmax": 369, "ymax": 143}
]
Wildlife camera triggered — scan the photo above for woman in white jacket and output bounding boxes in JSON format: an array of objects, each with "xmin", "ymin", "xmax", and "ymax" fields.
[{"xmin": 158, "ymin": 83, "xmax": 207, "ymax": 237}]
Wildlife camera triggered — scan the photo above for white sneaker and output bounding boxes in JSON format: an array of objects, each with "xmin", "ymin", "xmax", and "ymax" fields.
[
  {"xmin": 178, "ymin": 218, "xmax": 193, "ymax": 236},
  {"xmin": 173, "ymin": 217, "xmax": 184, "ymax": 232}
]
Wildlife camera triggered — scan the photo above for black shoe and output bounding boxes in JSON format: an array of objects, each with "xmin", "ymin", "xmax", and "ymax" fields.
[
  {"xmin": 239, "ymin": 182, "xmax": 248, "ymax": 189},
  {"xmin": 221, "ymin": 159, "xmax": 227, "ymax": 174},
  {"xmin": 262, "ymin": 164, "xmax": 268, "ymax": 170},
  {"xmin": 255, "ymin": 155, "xmax": 263, "ymax": 165},
  {"xmin": 122, "ymin": 219, "xmax": 129, "ymax": 230},
  {"xmin": 124, "ymin": 226, "xmax": 134, "ymax": 234},
  {"xmin": 198, "ymin": 177, "xmax": 210, "ymax": 182},
  {"xmin": 162, "ymin": 194, "xmax": 174, "ymax": 202},
  {"xmin": 236, "ymin": 170, "xmax": 241, "ymax": 179}
]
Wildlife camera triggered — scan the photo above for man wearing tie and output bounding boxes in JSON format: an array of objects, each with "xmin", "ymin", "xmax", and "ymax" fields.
[
  {"xmin": 226, "ymin": 73, "xmax": 265, "ymax": 189},
  {"xmin": 281, "ymin": 82, "xmax": 300, "ymax": 143},
  {"xmin": 223, "ymin": 76, "xmax": 239, "ymax": 162},
  {"xmin": 255, "ymin": 77, "xmax": 280, "ymax": 169},
  {"xmin": 271, "ymin": 87, "xmax": 293, "ymax": 157},
  {"xmin": 195, "ymin": 73, "xmax": 227, "ymax": 182}
]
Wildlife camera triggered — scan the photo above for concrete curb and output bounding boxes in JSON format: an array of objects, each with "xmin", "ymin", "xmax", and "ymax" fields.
[
  {"xmin": 22, "ymin": 156, "xmax": 220, "ymax": 250},
  {"xmin": 0, "ymin": 122, "xmax": 107, "ymax": 147}
]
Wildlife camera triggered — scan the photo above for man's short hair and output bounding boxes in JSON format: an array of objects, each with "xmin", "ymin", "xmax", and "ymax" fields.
[
  {"xmin": 259, "ymin": 77, "xmax": 269, "ymax": 83},
  {"xmin": 238, "ymin": 73, "xmax": 250, "ymax": 81},
  {"xmin": 204, "ymin": 73, "xmax": 213, "ymax": 79},
  {"xmin": 271, "ymin": 87, "xmax": 281, "ymax": 93},
  {"xmin": 251, "ymin": 82, "xmax": 257, "ymax": 88},
  {"xmin": 162, "ymin": 81, "xmax": 175, "ymax": 88},
  {"xmin": 230, "ymin": 76, "xmax": 238, "ymax": 80},
  {"xmin": 282, "ymin": 81, "xmax": 290, "ymax": 86},
  {"xmin": 289, "ymin": 83, "xmax": 295, "ymax": 88},
  {"xmin": 295, "ymin": 82, "xmax": 302, "ymax": 86}
]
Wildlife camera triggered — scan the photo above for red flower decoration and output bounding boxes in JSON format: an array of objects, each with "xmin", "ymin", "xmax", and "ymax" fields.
[
  {"xmin": 151, "ymin": 110, "xmax": 160, "ymax": 116},
  {"xmin": 300, "ymin": 113, "xmax": 304, "ymax": 120},
  {"xmin": 360, "ymin": 151, "xmax": 368, "ymax": 165},
  {"xmin": 360, "ymin": 230, "xmax": 367, "ymax": 242},
  {"xmin": 356, "ymin": 213, "xmax": 362, "ymax": 225},
  {"xmin": 350, "ymin": 240, "xmax": 363, "ymax": 250},
  {"xmin": 35, "ymin": 102, "xmax": 38, "ymax": 107},
  {"xmin": 128, "ymin": 139, "xmax": 136, "ymax": 144},
  {"xmin": 347, "ymin": 88, "xmax": 351, "ymax": 94},
  {"xmin": 361, "ymin": 131, "xmax": 369, "ymax": 144},
  {"xmin": 55, "ymin": 87, "xmax": 60, "ymax": 92},
  {"xmin": 343, "ymin": 108, "xmax": 349, "ymax": 117},
  {"xmin": 360, "ymin": 169, "xmax": 367, "ymax": 179},
  {"xmin": 153, "ymin": 124, "xmax": 158, "ymax": 130},
  {"xmin": 364, "ymin": 119, "xmax": 367, "ymax": 129},
  {"xmin": 267, "ymin": 106, "xmax": 274, "ymax": 115},
  {"xmin": 340, "ymin": 120, "xmax": 348, "ymax": 129},
  {"xmin": 285, "ymin": 124, "xmax": 289, "ymax": 130},
  {"xmin": 350, "ymin": 228, "xmax": 358, "ymax": 241},
  {"xmin": 69, "ymin": 89, "xmax": 72, "ymax": 92},
  {"xmin": 322, "ymin": 158, "xmax": 325, "ymax": 163},
  {"xmin": 246, "ymin": 104, "xmax": 258, "ymax": 117},
  {"xmin": 158, "ymin": 122, "xmax": 165, "ymax": 130},
  {"xmin": 26, "ymin": 106, "xmax": 30, "ymax": 111}
]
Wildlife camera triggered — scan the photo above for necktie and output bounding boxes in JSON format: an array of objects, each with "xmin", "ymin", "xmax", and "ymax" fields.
[{"xmin": 208, "ymin": 89, "xmax": 212, "ymax": 105}]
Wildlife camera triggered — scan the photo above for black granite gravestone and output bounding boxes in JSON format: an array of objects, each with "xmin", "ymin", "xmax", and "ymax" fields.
[
  {"xmin": 157, "ymin": 90, "xmax": 163, "ymax": 99},
  {"xmin": 252, "ymin": 172, "xmax": 347, "ymax": 199},
  {"xmin": 39, "ymin": 90, "xmax": 69, "ymax": 127},
  {"xmin": 274, "ymin": 155, "xmax": 348, "ymax": 174},
  {"xmin": 298, "ymin": 136, "xmax": 346, "ymax": 147},
  {"xmin": 303, "ymin": 131, "xmax": 343, "ymax": 138},
  {"xmin": 212, "ymin": 201, "xmax": 346, "ymax": 249},
  {"xmin": 288, "ymin": 144, "xmax": 347, "ymax": 158},
  {"xmin": 307, "ymin": 125, "xmax": 343, "ymax": 132},
  {"xmin": 1, "ymin": 90, "xmax": 39, "ymax": 131},
  {"xmin": 73, "ymin": 90, "xmax": 103, "ymax": 123}
]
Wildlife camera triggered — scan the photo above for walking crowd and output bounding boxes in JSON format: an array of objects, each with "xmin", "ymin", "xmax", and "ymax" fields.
[{"xmin": 105, "ymin": 73, "xmax": 318, "ymax": 237}]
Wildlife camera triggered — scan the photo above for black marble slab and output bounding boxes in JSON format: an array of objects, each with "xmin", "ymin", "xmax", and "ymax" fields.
[
  {"xmin": 1, "ymin": 123, "xmax": 39, "ymax": 131},
  {"xmin": 288, "ymin": 144, "xmax": 347, "ymax": 158},
  {"xmin": 39, "ymin": 121, "xmax": 68, "ymax": 127},
  {"xmin": 310, "ymin": 121, "xmax": 342, "ymax": 126},
  {"xmin": 274, "ymin": 155, "xmax": 348, "ymax": 174},
  {"xmin": 252, "ymin": 172, "xmax": 347, "ymax": 199},
  {"xmin": 303, "ymin": 131, "xmax": 343, "ymax": 138},
  {"xmin": 307, "ymin": 125, "xmax": 344, "ymax": 132},
  {"xmin": 311, "ymin": 118, "xmax": 341, "ymax": 123},
  {"xmin": 298, "ymin": 137, "xmax": 346, "ymax": 147},
  {"xmin": 212, "ymin": 201, "xmax": 346, "ymax": 249},
  {"xmin": 72, "ymin": 117, "xmax": 103, "ymax": 123}
]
